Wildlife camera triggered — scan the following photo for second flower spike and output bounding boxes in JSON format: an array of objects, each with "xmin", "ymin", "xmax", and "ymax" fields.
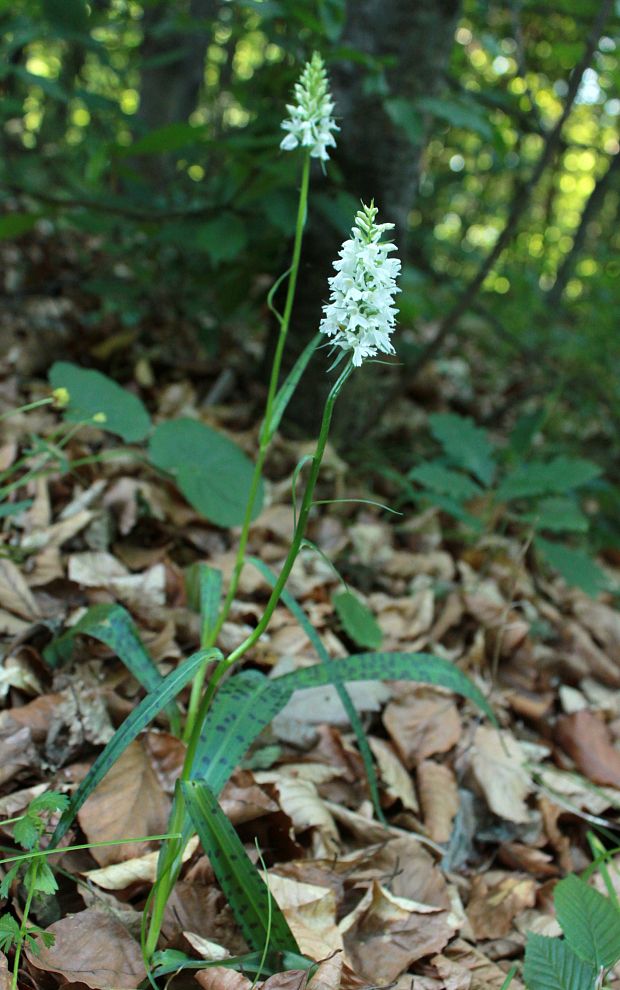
[{"xmin": 280, "ymin": 52, "xmax": 339, "ymax": 161}]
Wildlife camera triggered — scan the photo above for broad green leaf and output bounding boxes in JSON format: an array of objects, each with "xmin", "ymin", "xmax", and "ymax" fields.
[
  {"xmin": 520, "ymin": 497, "xmax": 589, "ymax": 534},
  {"xmin": 536, "ymin": 539, "xmax": 609, "ymax": 597},
  {"xmin": 409, "ymin": 462, "xmax": 483, "ymax": 501},
  {"xmin": 262, "ymin": 334, "xmax": 321, "ymax": 445},
  {"xmin": 118, "ymin": 122, "xmax": 209, "ymax": 156},
  {"xmin": 429, "ymin": 413, "xmax": 496, "ymax": 486},
  {"xmin": 384, "ymin": 98, "xmax": 425, "ymax": 144},
  {"xmin": 190, "ymin": 670, "xmax": 293, "ymax": 795},
  {"xmin": 149, "ymin": 418, "xmax": 263, "ymax": 528},
  {"xmin": 182, "ymin": 780, "xmax": 300, "ymax": 955},
  {"xmin": 333, "ymin": 590, "xmax": 383, "ymax": 650},
  {"xmin": 49, "ymin": 362, "xmax": 151, "ymax": 442},
  {"xmin": 416, "ymin": 95, "xmax": 493, "ymax": 140},
  {"xmin": 248, "ymin": 556, "xmax": 384, "ymax": 821},
  {"xmin": 317, "ymin": 0, "xmax": 345, "ymax": 40},
  {"xmin": 0, "ymin": 213, "xmax": 39, "ymax": 240},
  {"xmin": 45, "ymin": 603, "xmax": 180, "ymax": 736},
  {"xmin": 554, "ymin": 874, "xmax": 620, "ymax": 968},
  {"xmin": 498, "ymin": 457, "xmax": 601, "ymax": 501},
  {"xmin": 42, "ymin": 0, "xmax": 89, "ymax": 31},
  {"xmin": 0, "ymin": 499, "xmax": 33, "ymax": 518},
  {"xmin": 50, "ymin": 648, "xmax": 220, "ymax": 846},
  {"xmin": 193, "ymin": 214, "xmax": 247, "ymax": 264},
  {"xmin": 523, "ymin": 934, "xmax": 597, "ymax": 990}
]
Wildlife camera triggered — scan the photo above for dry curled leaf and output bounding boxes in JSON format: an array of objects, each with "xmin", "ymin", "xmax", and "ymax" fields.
[{"xmin": 26, "ymin": 909, "xmax": 146, "ymax": 989}]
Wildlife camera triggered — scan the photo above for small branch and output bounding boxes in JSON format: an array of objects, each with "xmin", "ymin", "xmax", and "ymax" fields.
[
  {"xmin": 410, "ymin": 0, "xmax": 613, "ymax": 376},
  {"xmin": 545, "ymin": 149, "xmax": 620, "ymax": 307}
]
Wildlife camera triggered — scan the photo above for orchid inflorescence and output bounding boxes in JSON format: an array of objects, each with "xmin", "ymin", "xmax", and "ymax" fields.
[
  {"xmin": 280, "ymin": 51, "xmax": 339, "ymax": 161},
  {"xmin": 319, "ymin": 202, "xmax": 401, "ymax": 367}
]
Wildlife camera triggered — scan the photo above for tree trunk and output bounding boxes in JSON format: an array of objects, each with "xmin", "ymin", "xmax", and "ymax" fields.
[{"xmin": 283, "ymin": 0, "xmax": 461, "ymax": 441}]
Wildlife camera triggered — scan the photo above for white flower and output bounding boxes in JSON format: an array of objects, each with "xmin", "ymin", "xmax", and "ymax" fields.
[
  {"xmin": 319, "ymin": 203, "xmax": 401, "ymax": 367},
  {"xmin": 280, "ymin": 52, "xmax": 339, "ymax": 161}
]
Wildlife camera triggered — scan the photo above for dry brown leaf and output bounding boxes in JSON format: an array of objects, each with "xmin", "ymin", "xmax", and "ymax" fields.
[
  {"xmin": 0, "ymin": 724, "xmax": 38, "ymax": 787},
  {"xmin": 83, "ymin": 836, "xmax": 199, "ymax": 890},
  {"xmin": 0, "ymin": 559, "xmax": 40, "ymax": 619},
  {"xmin": 341, "ymin": 881, "xmax": 456, "ymax": 983},
  {"xmin": 196, "ymin": 968, "xmax": 253, "ymax": 990},
  {"xmin": 466, "ymin": 872, "xmax": 537, "ymax": 939},
  {"xmin": 556, "ymin": 709, "xmax": 620, "ymax": 787},
  {"xmin": 263, "ymin": 872, "xmax": 342, "ymax": 990},
  {"xmin": 262, "ymin": 972, "xmax": 310, "ymax": 990},
  {"xmin": 26, "ymin": 909, "xmax": 145, "ymax": 989},
  {"xmin": 417, "ymin": 759, "xmax": 459, "ymax": 843},
  {"xmin": 438, "ymin": 937, "xmax": 526, "ymax": 990},
  {"xmin": 470, "ymin": 726, "xmax": 532, "ymax": 824},
  {"xmin": 259, "ymin": 774, "xmax": 340, "ymax": 854},
  {"xmin": 0, "ymin": 952, "xmax": 8, "ymax": 990},
  {"xmin": 368, "ymin": 736, "xmax": 418, "ymax": 811},
  {"xmin": 383, "ymin": 689, "xmax": 461, "ymax": 768},
  {"xmin": 573, "ymin": 598, "xmax": 620, "ymax": 665},
  {"xmin": 77, "ymin": 738, "xmax": 170, "ymax": 865}
]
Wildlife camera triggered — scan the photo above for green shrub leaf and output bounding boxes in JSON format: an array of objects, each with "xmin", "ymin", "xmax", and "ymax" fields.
[
  {"xmin": 333, "ymin": 590, "xmax": 383, "ymax": 650},
  {"xmin": 0, "ymin": 213, "xmax": 39, "ymax": 240},
  {"xmin": 429, "ymin": 413, "xmax": 496, "ymax": 486},
  {"xmin": 520, "ymin": 497, "xmax": 589, "ymax": 534},
  {"xmin": 523, "ymin": 934, "xmax": 597, "ymax": 990},
  {"xmin": 409, "ymin": 462, "xmax": 483, "ymax": 501},
  {"xmin": 181, "ymin": 780, "xmax": 300, "ymax": 955},
  {"xmin": 535, "ymin": 539, "xmax": 609, "ymax": 596},
  {"xmin": 498, "ymin": 457, "xmax": 601, "ymax": 501},
  {"xmin": 49, "ymin": 362, "xmax": 151, "ymax": 442},
  {"xmin": 554, "ymin": 874, "xmax": 620, "ymax": 968},
  {"xmin": 149, "ymin": 418, "xmax": 263, "ymax": 527}
]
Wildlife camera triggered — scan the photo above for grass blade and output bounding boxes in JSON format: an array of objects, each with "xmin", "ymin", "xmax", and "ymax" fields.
[
  {"xmin": 51, "ymin": 648, "xmax": 221, "ymax": 846},
  {"xmin": 181, "ymin": 780, "xmax": 300, "ymax": 955}
]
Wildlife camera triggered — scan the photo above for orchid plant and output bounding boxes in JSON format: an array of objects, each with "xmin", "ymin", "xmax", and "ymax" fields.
[{"xmin": 34, "ymin": 53, "xmax": 492, "ymax": 982}]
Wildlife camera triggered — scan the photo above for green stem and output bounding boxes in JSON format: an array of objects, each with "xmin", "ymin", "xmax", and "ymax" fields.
[
  {"xmin": 146, "ymin": 361, "xmax": 353, "ymax": 960},
  {"xmin": 12, "ymin": 861, "xmax": 37, "ymax": 990},
  {"xmin": 183, "ymin": 153, "xmax": 311, "ymax": 741}
]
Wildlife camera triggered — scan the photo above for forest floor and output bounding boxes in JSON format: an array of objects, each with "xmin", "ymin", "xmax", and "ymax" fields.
[{"xmin": 1, "ymin": 235, "xmax": 620, "ymax": 990}]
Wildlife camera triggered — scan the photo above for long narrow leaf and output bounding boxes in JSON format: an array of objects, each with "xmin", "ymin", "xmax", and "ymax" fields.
[
  {"xmin": 45, "ymin": 603, "xmax": 180, "ymax": 736},
  {"xmin": 261, "ymin": 334, "xmax": 321, "ymax": 445},
  {"xmin": 51, "ymin": 648, "xmax": 221, "ymax": 846},
  {"xmin": 248, "ymin": 556, "xmax": 385, "ymax": 821},
  {"xmin": 199, "ymin": 564, "xmax": 223, "ymax": 645},
  {"xmin": 182, "ymin": 780, "xmax": 300, "ymax": 954},
  {"xmin": 274, "ymin": 651, "xmax": 495, "ymax": 723}
]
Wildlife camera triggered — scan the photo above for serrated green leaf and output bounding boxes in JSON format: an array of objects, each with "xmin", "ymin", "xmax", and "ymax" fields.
[
  {"xmin": 50, "ymin": 647, "xmax": 221, "ymax": 847},
  {"xmin": 333, "ymin": 590, "xmax": 383, "ymax": 650},
  {"xmin": 554, "ymin": 874, "xmax": 620, "ymax": 968},
  {"xmin": 28, "ymin": 792, "xmax": 69, "ymax": 816},
  {"xmin": 535, "ymin": 539, "xmax": 609, "ymax": 597},
  {"xmin": 520, "ymin": 497, "xmax": 589, "ymax": 534},
  {"xmin": 497, "ymin": 458, "xmax": 601, "ymax": 501},
  {"xmin": 0, "ymin": 864, "xmax": 20, "ymax": 898},
  {"xmin": 523, "ymin": 934, "xmax": 597, "ymax": 990},
  {"xmin": 409, "ymin": 462, "xmax": 483, "ymax": 501},
  {"xmin": 0, "ymin": 913, "xmax": 20, "ymax": 952},
  {"xmin": 182, "ymin": 780, "xmax": 300, "ymax": 955},
  {"xmin": 30, "ymin": 862, "xmax": 58, "ymax": 895},
  {"xmin": 45, "ymin": 603, "xmax": 180, "ymax": 736},
  {"xmin": 49, "ymin": 362, "xmax": 151, "ymax": 442},
  {"xmin": 429, "ymin": 413, "xmax": 496, "ymax": 486},
  {"xmin": 149, "ymin": 419, "xmax": 263, "ymax": 528},
  {"xmin": 13, "ymin": 816, "xmax": 38, "ymax": 850}
]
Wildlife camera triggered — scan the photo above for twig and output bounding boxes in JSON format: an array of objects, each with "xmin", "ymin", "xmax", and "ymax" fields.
[{"xmin": 410, "ymin": 0, "xmax": 613, "ymax": 375}]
